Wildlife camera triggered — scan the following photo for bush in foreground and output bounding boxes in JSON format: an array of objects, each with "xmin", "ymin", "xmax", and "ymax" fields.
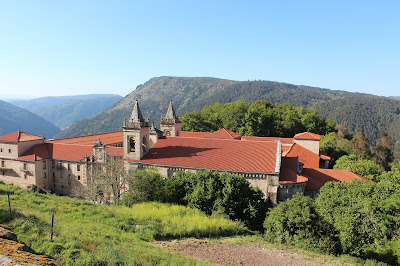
[{"xmin": 264, "ymin": 194, "xmax": 340, "ymax": 254}]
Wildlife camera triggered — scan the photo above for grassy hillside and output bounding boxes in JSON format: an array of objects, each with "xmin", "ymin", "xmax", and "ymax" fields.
[
  {"xmin": 55, "ymin": 76, "xmax": 395, "ymax": 144},
  {"xmin": 0, "ymin": 100, "xmax": 60, "ymax": 138},
  {"xmin": 0, "ymin": 183, "xmax": 248, "ymax": 265},
  {"xmin": 12, "ymin": 94, "xmax": 122, "ymax": 130}
]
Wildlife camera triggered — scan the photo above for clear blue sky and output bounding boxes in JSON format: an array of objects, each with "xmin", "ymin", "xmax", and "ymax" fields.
[{"xmin": 0, "ymin": 1, "xmax": 399, "ymax": 99}]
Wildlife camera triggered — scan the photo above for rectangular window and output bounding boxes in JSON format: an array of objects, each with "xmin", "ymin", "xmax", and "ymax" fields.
[
  {"xmin": 68, "ymin": 174, "xmax": 71, "ymax": 179},
  {"xmin": 0, "ymin": 148, "xmax": 2, "ymax": 152},
  {"xmin": 8, "ymin": 149, "xmax": 11, "ymax": 153},
  {"xmin": 23, "ymin": 163, "xmax": 27, "ymax": 170},
  {"xmin": 77, "ymin": 175, "xmax": 81, "ymax": 181},
  {"xmin": 43, "ymin": 173, "xmax": 46, "ymax": 178},
  {"xmin": 60, "ymin": 174, "xmax": 62, "ymax": 178},
  {"xmin": 68, "ymin": 163, "xmax": 70, "ymax": 170},
  {"xmin": 59, "ymin": 162, "xmax": 62, "ymax": 169},
  {"xmin": 77, "ymin": 163, "xmax": 80, "ymax": 171},
  {"xmin": 42, "ymin": 161, "xmax": 46, "ymax": 170},
  {"xmin": 24, "ymin": 173, "xmax": 27, "ymax": 179},
  {"xmin": 52, "ymin": 160, "xmax": 55, "ymax": 168},
  {"xmin": 52, "ymin": 172, "xmax": 55, "ymax": 178},
  {"xmin": 1, "ymin": 161, "xmax": 4, "ymax": 167}
]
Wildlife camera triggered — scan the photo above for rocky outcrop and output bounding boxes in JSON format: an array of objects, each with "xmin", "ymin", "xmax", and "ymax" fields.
[{"xmin": 0, "ymin": 224, "xmax": 58, "ymax": 265}]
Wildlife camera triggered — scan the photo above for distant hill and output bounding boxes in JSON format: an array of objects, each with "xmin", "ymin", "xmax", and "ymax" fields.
[
  {"xmin": 0, "ymin": 100, "xmax": 60, "ymax": 138},
  {"xmin": 12, "ymin": 94, "xmax": 122, "ymax": 129},
  {"xmin": 390, "ymin": 96, "xmax": 400, "ymax": 101},
  {"xmin": 56, "ymin": 76, "xmax": 387, "ymax": 141},
  {"xmin": 314, "ymin": 97, "xmax": 400, "ymax": 146}
]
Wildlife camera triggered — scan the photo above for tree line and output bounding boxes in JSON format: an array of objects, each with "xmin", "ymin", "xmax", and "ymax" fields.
[{"xmin": 182, "ymin": 100, "xmax": 336, "ymax": 137}]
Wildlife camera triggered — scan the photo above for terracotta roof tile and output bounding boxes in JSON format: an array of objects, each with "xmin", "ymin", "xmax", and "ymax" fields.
[
  {"xmin": 302, "ymin": 168, "xmax": 370, "ymax": 191},
  {"xmin": 279, "ymin": 157, "xmax": 308, "ymax": 184},
  {"xmin": 241, "ymin": 136, "xmax": 294, "ymax": 143},
  {"xmin": 319, "ymin": 151, "xmax": 331, "ymax": 160},
  {"xmin": 0, "ymin": 131, "xmax": 44, "ymax": 142},
  {"xmin": 181, "ymin": 131, "xmax": 212, "ymax": 138},
  {"xmin": 49, "ymin": 131, "xmax": 123, "ymax": 146},
  {"xmin": 18, "ymin": 143, "xmax": 124, "ymax": 162},
  {"xmin": 284, "ymin": 143, "xmax": 320, "ymax": 168},
  {"xmin": 205, "ymin": 128, "xmax": 242, "ymax": 139},
  {"xmin": 132, "ymin": 136, "xmax": 278, "ymax": 173},
  {"xmin": 294, "ymin": 132, "xmax": 321, "ymax": 140}
]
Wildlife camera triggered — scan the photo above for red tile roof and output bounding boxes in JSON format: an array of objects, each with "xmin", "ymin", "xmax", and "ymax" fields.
[
  {"xmin": 18, "ymin": 143, "xmax": 123, "ymax": 162},
  {"xmin": 302, "ymin": 168, "xmax": 370, "ymax": 191},
  {"xmin": 48, "ymin": 131, "xmax": 123, "ymax": 146},
  {"xmin": 205, "ymin": 128, "xmax": 242, "ymax": 139},
  {"xmin": 0, "ymin": 131, "xmax": 44, "ymax": 142},
  {"xmin": 181, "ymin": 131, "xmax": 212, "ymax": 138},
  {"xmin": 132, "ymin": 136, "xmax": 278, "ymax": 173},
  {"xmin": 279, "ymin": 157, "xmax": 308, "ymax": 184},
  {"xmin": 284, "ymin": 143, "xmax": 320, "ymax": 168},
  {"xmin": 294, "ymin": 132, "xmax": 321, "ymax": 140},
  {"xmin": 241, "ymin": 136, "xmax": 294, "ymax": 143},
  {"xmin": 319, "ymin": 151, "xmax": 331, "ymax": 160}
]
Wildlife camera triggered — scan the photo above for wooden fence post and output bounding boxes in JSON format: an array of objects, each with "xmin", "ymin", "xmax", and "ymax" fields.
[
  {"xmin": 50, "ymin": 213, "xmax": 54, "ymax": 242},
  {"xmin": 7, "ymin": 193, "xmax": 12, "ymax": 219}
]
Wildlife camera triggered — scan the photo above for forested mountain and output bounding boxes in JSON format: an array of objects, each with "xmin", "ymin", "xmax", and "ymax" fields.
[
  {"xmin": 12, "ymin": 94, "xmax": 122, "ymax": 129},
  {"xmin": 0, "ymin": 100, "xmax": 60, "ymax": 138},
  {"xmin": 55, "ymin": 76, "xmax": 396, "ymax": 144},
  {"xmin": 314, "ymin": 97, "xmax": 400, "ymax": 146}
]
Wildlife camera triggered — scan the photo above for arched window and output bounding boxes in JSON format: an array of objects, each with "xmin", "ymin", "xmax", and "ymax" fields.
[
  {"xmin": 129, "ymin": 137, "xmax": 135, "ymax": 152},
  {"xmin": 142, "ymin": 137, "xmax": 147, "ymax": 152},
  {"xmin": 165, "ymin": 130, "xmax": 171, "ymax": 136}
]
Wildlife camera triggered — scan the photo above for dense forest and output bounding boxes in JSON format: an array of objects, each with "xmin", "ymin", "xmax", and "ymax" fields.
[
  {"xmin": 55, "ymin": 76, "xmax": 399, "ymax": 145},
  {"xmin": 314, "ymin": 97, "xmax": 400, "ymax": 146}
]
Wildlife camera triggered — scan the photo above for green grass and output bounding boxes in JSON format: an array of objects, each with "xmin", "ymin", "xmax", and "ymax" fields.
[{"xmin": 0, "ymin": 183, "xmax": 248, "ymax": 265}]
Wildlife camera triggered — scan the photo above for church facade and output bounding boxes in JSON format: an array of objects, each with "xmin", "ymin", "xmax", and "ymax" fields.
[{"xmin": 0, "ymin": 100, "xmax": 368, "ymax": 203}]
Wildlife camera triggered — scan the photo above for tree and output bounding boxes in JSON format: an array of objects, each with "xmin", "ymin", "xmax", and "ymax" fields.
[
  {"xmin": 320, "ymin": 132, "xmax": 351, "ymax": 168},
  {"xmin": 374, "ymin": 130, "xmax": 394, "ymax": 171},
  {"xmin": 264, "ymin": 194, "xmax": 340, "ymax": 254},
  {"xmin": 349, "ymin": 132, "xmax": 371, "ymax": 159},
  {"xmin": 121, "ymin": 168, "xmax": 164, "ymax": 206},
  {"xmin": 160, "ymin": 170, "xmax": 268, "ymax": 231},
  {"xmin": 74, "ymin": 155, "xmax": 131, "ymax": 205},
  {"xmin": 333, "ymin": 154, "xmax": 381, "ymax": 181},
  {"xmin": 316, "ymin": 180, "xmax": 400, "ymax": 262}
]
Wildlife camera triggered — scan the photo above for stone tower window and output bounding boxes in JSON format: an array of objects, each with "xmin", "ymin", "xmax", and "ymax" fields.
[
  {"xmin": 165, "ymin": 130, "xmax": 171, "ymax": 136},
  {"xmin": 129, "ymin": 137, "xmax": 135, "ymax": 152},
  {"xmin": 142, "ymin": 137, "xmax": 147, "ymax": 152}
]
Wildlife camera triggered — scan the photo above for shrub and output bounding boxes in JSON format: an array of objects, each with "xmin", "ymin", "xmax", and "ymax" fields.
[
  {"xmin": 264, "ymin": 194, "xmax": 340, "ymax": 254},
  {"xmin": 161, "ymin": 170, "xmax": 268, "ymax": 231}
]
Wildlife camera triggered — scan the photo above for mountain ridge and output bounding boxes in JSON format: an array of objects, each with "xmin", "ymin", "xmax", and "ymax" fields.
[
  {"xmin": 12, "ymin": 94, "xmax": 122, "ymax": 129},
  {"xmin": 55, "ymin": 76, "xmax": 400, "ymax": 144},
  {"xmin": 0, "ymin": 100, "xmax": 60, "ymax": 138}
]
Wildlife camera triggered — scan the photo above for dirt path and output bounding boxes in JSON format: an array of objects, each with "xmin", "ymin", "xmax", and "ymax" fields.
[{"xmin": 155, "ymin": 238, "xmax": 338, "ymax": 266}]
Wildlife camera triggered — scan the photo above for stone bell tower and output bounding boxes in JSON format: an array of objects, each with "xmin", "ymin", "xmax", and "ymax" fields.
[
  {"xmin": 160, "ymin": 100, "xmax": 181, "ymax": 137},
  {"xmin": 123, "ymin": 100, "xmax": 150, "ymax": 160}
]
